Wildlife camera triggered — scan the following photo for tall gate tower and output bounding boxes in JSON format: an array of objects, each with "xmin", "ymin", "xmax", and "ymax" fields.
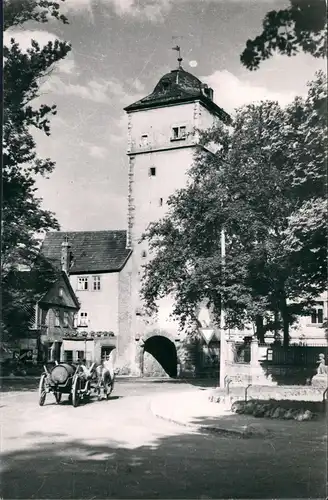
[{"xmin": 124, "ymin": 58, "xmax": 230, "ymax": 375}]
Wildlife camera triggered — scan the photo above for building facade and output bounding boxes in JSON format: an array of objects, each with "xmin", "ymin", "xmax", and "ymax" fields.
[
  {"xmin": 41, "ymin": 63, "xmax": 327, "ymax": 377},
  {"xmin": 123, "ymin": 65, "xmax": 231, "ymax": 374},
  {"xmin": 41, "ymin": 230, "xmax": 133, "ymax": 370}
]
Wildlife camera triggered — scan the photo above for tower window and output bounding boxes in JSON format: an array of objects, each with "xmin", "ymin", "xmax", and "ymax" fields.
[
  {"xmin": 171, "ymin": 126, "xmax": 187, "ymax": 141},
  {"xmin": 141, "ymin": 250, "xmax": 147, "ymax": 258},
  {"xmin": 159, "ymin": 198, "xmax": 163, "ymax": 206},
  {"xmin": 141, "ymin": 134, "xmax": 148, "ymax": 147},
  {"xmin": 149, "ymin": 167, "xmax": 156, "ymax": 177}
]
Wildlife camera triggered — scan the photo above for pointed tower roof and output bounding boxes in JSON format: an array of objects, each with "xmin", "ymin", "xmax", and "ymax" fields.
[{"xmin": 124, "ymin": 66, "xmax": 231, "ymax": 124}]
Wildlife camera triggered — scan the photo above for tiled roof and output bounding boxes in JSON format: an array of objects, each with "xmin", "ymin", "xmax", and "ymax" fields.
[
  {"xmin": 124, "ymin": 67, "xmax": 231, "ymax": 124},
  {"xmin": 41, "ymin": 230, "xmax": 131, "ymax": 274}
]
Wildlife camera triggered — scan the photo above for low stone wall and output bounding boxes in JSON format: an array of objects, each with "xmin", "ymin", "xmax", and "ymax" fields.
[
  {"xmin": 224, "ymin": 362, "xmax": 277, "ymax": 386},
  {"xmin": 210, "ymin": 384, "xmax": 326, "ymax": 402}
]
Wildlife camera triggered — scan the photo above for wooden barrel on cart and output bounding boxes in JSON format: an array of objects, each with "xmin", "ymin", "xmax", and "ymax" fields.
[{"xmin": 50, "ymin": 363, "xmax": 75, "ymax": 384}]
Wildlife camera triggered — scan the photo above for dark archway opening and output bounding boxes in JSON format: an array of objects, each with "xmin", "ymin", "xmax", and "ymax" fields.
[{"xmin": 143, "ymin": 336, "xmax": 178, "ymax": 378}]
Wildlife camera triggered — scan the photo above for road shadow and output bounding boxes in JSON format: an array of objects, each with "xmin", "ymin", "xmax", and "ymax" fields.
[
  {"xmin": 188, "ymin": 412, "xmax": 327, "ymax": 441},
  {"xmin": 1, "ymin": 424, "xmax": 326, "ymax": 500},
  {"xmin": 141, "ymin": 378, "xmax": 218, "ymax": 388}
]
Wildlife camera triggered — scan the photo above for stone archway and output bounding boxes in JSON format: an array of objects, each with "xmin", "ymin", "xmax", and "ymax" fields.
[{"xmin": 142, "ymin": 335, "xmax": 178, "ymax": 378}]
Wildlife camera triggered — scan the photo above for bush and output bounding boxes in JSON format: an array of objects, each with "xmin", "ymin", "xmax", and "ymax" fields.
[{"xmin": 231, "ymin": 399, "xmax": 315, "ymax": 421}]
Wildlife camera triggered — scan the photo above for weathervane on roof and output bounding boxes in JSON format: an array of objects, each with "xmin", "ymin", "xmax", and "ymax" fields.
[{"xmin": 172, "ymin": 44, "xmax": 183, "ymax": 69}]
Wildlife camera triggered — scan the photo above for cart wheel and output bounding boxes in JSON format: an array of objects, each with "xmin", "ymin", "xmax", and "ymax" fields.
[
  {"xmin": 72, "ymin": 376, "xmax": 80, "ymax": 408},
  {"xmin": 38, "ymin": 374, "xmax": 47, "ymax": 406},
  {"xmin": 54, "ymin": 391, "xmax": 62, "ymax": 404}
]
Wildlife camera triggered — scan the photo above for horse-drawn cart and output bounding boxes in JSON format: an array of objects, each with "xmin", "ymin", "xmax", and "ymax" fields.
[{"xmin": 38, "ymin": 360, "xmax": 114, "ymax": 407}]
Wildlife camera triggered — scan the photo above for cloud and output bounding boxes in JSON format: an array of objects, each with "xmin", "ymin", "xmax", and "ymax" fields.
[
  {"xmin": 41, "ymin": 74, "xmax": 144, "ymax": 107},
  {"xmin": 63, "ymin": 0, "xmax": 273, "ymax": 21},
  {"xmin": 64, "ymin": 0, "xmax": 172, "ymax": 21},
  {"xmin": 86, "ymin": 144, "xmax": 108, "ymax": 159},
  {"xmin": 4, "ymin": 29, "xmax": 76, "ymax": 75},
  {"xmin": 41, "ymin": 76, "xmax": 109, "ymax": 103},
  {"xmin": 202, "ymin": 70, "xmax": 296, "ymax": 114}
]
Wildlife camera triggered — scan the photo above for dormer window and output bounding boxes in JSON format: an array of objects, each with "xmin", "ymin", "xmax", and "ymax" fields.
[
  {"xmin": 58, "ymin": 287, "xmax": 64, "ymax": 298},
  {"xmin": 171, "ymin": 126, "xmax": 187, "ymax": 141}
]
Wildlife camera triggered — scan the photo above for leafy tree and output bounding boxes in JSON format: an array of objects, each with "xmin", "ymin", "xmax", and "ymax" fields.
[
  {"xmin": 241, "ymin": 0, "xmax": 327, "ymax": 70},
  {"xmin": 2, "ymin": 0, "xmax": 71, "ymax": 340},
  {"xmin": 141, "ymin": 72, "xmax": 327, "ymax": 346}
]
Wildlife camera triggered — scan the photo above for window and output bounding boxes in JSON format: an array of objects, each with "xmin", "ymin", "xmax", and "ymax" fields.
[
  {"xmin": 149, "ymin": 167, "xmax": 156, "ymax": 177},
  {"xmin": 171, "ymin": 126, "xmax": 187, "ymax": 141},
  {"xmin": 54, "ymin": 309, "xmax": 60, "ymax": 327},
  {"xmin": 77, "ymin": 350, "xmax": 84, "ymax": 361},
  {"xmin": 311, "ymin": 302, "xmax": 324, "ymax": 324},
  {"xmin": 65, "ymin": 351, "xmax": 73, "ymax": 363},
  {"xmin": 77, "ymin": 276, "xmax": 89, "ymax": 291},
  {"xmin": 73, "ymin": 313, "xmax": 78, "ymax": 328},
  {"xmin": 47, "ymin": 345, "xmax": 53, "ymax": 361},
  {"xmin": 63, "ymin": 311, "xmax": 69, "ymax": 327},
  {"xmin": 141, "ymin": 250, "xmax": 147, "ymax": 259},
  {"xmin": 93, "ymin": 276, "xmax": 101, "ymax": 291},
  {"xmin": 141, "ymin": 134, "xmax": 148, "ymax": 147},
  {"xmin": 58, "ymin": 287, "xmax": 64, "ymax": 298},
  {"xmin": 159, "ymin": 197, "xmax": 163, "ymax": 207},
  {"xmin": 79, "ymin": 312, "xmax": 88, "ymax": 327}
]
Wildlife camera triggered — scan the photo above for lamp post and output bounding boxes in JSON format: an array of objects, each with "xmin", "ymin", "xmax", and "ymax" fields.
[{"xmin": 219, "ymin": 226, "xmax": 226, "ymax": 388}]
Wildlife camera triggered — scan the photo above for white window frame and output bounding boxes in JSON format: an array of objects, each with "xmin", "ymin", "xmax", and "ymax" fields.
[
  {"xmin": 77, "ymin": 276, "xmax": 89, "ymax": 291},
  {"xmin": 311, "ymin": 302, "xmax": 324, "ymax": 324},
  {"xmin": 79, "ymin": 311, "xmax": 88, "ymax": 327},
  {"xmin": 54, "ymin": 309, "xmax": 60, "ymax": 327},
  {"xmin": 92, "ymin": 275, "xmax": 101, "ymax": 291},
  {"xmin": 73, "ymin": 313, "xmax": 78, "ymax": 328},
  {"xmin": 140, "ymin": 134, "xmax": 149, "ymax": 147},
  {"xmin": 171, "ymin": 125, "xmax": 187, "ymax": 141},
  {"xmin": 63, "ymin": 311, "xmax": 69, "ymax": 327}
]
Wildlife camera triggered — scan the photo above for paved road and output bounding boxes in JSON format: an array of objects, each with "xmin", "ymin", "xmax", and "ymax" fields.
[{"xmin": 1, "ymin": 381, "xmax": 326, "ymax": 499}]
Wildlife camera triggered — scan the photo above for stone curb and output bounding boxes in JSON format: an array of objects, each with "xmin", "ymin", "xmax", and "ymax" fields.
[
  {"xmin": 150, "ymin": 397, "xmax": 270, "ymax": 439},
  {"xmin": 0, "ymin": 375, "xmax": 179, "ymax": 382}
]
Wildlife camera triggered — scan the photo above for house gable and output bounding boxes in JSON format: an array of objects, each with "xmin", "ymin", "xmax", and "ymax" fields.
[{"xmin": 40, "ymin": 272, "xmax": 79, "ymax": 310}]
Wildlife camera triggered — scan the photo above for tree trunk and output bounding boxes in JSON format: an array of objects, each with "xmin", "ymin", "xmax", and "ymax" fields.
[
  {"xmin": 280, "ymin": 297, "xmax": 289, "ymax": 347},
  {"xmin": 255, "ymin": 315, "xmax": 265, "ymax": 343}
]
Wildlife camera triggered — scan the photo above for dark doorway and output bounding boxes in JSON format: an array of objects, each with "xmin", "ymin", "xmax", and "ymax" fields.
[
  {"xmin": 101, "ymin": 346, "xmax": 115, "ymax": 361},
  {"xmin": 143, "ymin": 335, "xmax": 178, "ymax": 378}
]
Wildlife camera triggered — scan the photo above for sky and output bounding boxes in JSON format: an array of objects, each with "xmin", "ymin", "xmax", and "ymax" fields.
[{"xmin": 5, "ymin": 0, "xmax": 326, "ymax": 232}]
